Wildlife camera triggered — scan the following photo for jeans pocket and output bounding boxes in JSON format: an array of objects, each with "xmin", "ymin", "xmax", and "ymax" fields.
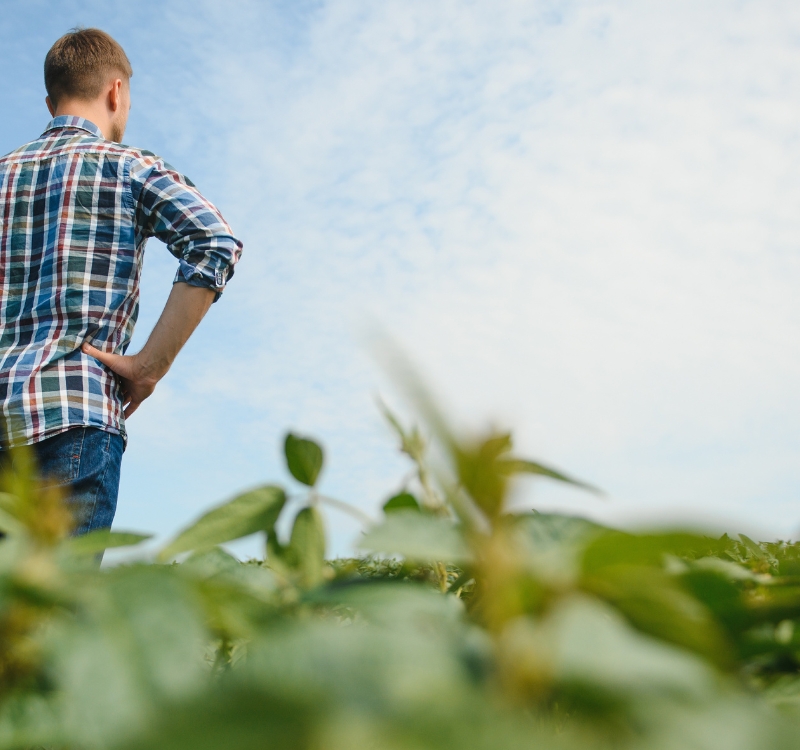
[{"xmin": 35, "ymin": 428, "xmax": 85, "ymax": 487}]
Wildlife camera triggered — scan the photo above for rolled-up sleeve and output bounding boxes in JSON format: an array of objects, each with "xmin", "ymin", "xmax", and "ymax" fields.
[{"xmin": 128, "ymin": 152, "xmax": 242, "ymax": 300}]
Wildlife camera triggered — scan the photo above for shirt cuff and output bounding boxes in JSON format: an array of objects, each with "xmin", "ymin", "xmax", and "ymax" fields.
[{"xmin": 174, "ymin": 260, "xmax": 227, "ymax": 301}]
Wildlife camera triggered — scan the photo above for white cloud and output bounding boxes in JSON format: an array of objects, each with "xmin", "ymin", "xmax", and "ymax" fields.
[{"xmin": 108, "ymin": 0, "xmax": 800, "ymax": 557}]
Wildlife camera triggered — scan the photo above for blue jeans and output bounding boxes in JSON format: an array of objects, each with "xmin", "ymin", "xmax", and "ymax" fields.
[{"xmin": 3, "ymin": 427, "xmax": 123, "ymax": 536}]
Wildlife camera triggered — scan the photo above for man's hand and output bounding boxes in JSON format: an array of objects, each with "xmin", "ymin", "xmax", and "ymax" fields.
[
  {"xmin": 81, "ymin": 344, "xmax": 160, "ymax": 418},
  {"xmin": 82, "ymin": 282, "xmax": 216, "ymax": 420}
]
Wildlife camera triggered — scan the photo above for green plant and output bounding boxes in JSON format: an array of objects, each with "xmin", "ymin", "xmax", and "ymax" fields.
[{"xmin": 0, "ymin": 398, "xmax": 796, "ymax": 749}]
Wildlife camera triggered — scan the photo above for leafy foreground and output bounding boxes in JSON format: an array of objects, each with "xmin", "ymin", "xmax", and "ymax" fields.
[{"xmin": 0, "ymin": 417, "xmax": 799, "ymax": 750}]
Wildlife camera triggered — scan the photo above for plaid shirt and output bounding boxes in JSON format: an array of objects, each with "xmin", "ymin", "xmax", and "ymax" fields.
[{"xmin": 0, "ymin": 116, "xmax": 242, "ymax": 447}]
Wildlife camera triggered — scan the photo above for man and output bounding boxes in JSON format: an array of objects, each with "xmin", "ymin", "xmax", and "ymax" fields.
[{"xmin": 0, "ymin": 28, "xmax": 242, "ymax": 537}]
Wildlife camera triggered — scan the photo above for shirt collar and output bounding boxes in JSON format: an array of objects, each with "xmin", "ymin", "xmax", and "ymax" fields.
[{"xmin": 41, "ymin": 115, "xmax": 103, "ymax": 139}]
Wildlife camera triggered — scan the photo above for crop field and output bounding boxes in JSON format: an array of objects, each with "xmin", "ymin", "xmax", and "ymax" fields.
[{"xmin": 1, "ymin": 395, "xmax": 800, "ymax": 749}]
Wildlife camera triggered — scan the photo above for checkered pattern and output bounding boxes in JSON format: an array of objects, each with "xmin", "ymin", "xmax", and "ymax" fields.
[{"xmin": 0, "ymin": 116, "xmax": 242, "ymax": 447}]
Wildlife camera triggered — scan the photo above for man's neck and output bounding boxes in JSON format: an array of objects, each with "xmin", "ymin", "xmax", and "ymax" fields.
[{"xmin": 52, "ymin": 101, "xmax": 113, "ymax": 140}]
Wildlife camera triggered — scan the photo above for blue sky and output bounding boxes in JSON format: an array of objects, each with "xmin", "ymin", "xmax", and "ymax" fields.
[{"xmin": 2, "ymin": 1, "xmax": 800, "ymax": 559}]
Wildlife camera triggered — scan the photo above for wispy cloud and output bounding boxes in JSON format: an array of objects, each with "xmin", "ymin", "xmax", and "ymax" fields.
[{"xmin": 4, "ymin": 1, "xmax": 800, "ymax": 557}]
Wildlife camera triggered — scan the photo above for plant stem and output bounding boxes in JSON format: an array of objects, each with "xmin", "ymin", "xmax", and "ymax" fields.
[{"xmin": 318, "ymin": 495, "xmax": 374, "ymax": 525}]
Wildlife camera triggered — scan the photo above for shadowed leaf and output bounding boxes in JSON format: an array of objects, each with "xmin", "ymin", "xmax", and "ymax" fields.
[
  {"xmin": 65, "ymin": 530, "xmax": 152, "ymax": 557},
  {"xmin": 288, "ymin": 506, "xmax": 326, "ymax": 587},
  {"xmin": 383, "ymin": 492, "xmax": 421, "ymax": 514},
  {"xmin": 284, "ymin": 434, "xmax": 324, "ymax": 487},
  {"xmin": 359, "ymin": 511, "xmax": 472, "ymax": 563}
]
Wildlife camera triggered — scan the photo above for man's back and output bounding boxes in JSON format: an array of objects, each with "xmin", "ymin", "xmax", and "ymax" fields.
[
  {"xmin": 0, "ymin": 26, "xmax": 242, "ymax": 547},
  {"xmin": 0, "ymin": 115, "xmax": 241, "ymax": 447}
]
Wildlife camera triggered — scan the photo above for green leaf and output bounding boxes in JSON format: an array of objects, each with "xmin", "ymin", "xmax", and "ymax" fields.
[
  {"xmin": 454, "ymin": 432, "xmax": 514, "ymax": 519},
  {"xmin": 0, "ymin": 503, "xmax": 25, "ymax": 536},
  {"xmin": 763, "ymin": 675, "xmax": 800, "ymax": 712},
  {"xmin": 284, "ymin": 433, "xmax": 324, "ymax": 487},
  {"xmin": 499, "ymin": 458, "xmax": 602, "ymax": 494},
  {"xmin": 509, "ymin": 512, "xmax": 604, "ymax": 586},
  {"xmin": 582, "ymin": 530, "xmax": 725, "ymax": 574},
  {"xmin": 51, "ymin": 567, "xmax": 210, "ymax": 747},
  {"xmin": 383, "ymin": 492, "xmax": 421, "ymax": 514},
  {"xmin": 583, "ymin": 565, "xmax": 732, "ymax": 666},
  {"xmin": 180, "ymin": 547, "xmax": 242, "ymax": 576},
  {"xmin": 359, "ymin": 511, "xmax": 472, "ymax": 564},
  {"xmin": 266, "ymin": 530, "xmax": 289, "ymax": 571},
  {"xmin": 505, "ymin": 595, "xmax": 716, "ymax": 701},
  {"xmin": 287, "ymin": 506, "xmax": 326, "ymax": 587},
  {"xmin": 307, "ymin": 580, "xmax": 468, "ymax": 631},
  {"xmin": 65, "ymin": 530, "xmax": 152, "ymax": 557},
  {"xmin": 158, "ymin": 485, "xmax": 286, "ymax": 562},
  {"xmin": 579, "ymin": 530, "xmax": 735, "ymax": 664},
  {"xmin": 738, "ymin": 533, "xmax": 767, "ymax": 560}
]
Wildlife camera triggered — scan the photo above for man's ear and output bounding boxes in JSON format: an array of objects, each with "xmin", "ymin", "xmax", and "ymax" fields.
[
  {"xmin": 107, "ymin": 79, "xmax": 122, "ymax": 113},
  {"xmin": 45, "ymin": 96, "xmax": 55, "ymax": 117}
]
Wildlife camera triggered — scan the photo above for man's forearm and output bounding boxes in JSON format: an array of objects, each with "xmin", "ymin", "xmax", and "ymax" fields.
[{"xmin": 137, "ymin": 282, "xmax": 216, "ymax": 380}]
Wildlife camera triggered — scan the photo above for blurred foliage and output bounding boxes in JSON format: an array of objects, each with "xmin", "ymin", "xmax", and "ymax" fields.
[{"xmin": 0, "ymin": 397, "xmax": 798, "ymax": 749}]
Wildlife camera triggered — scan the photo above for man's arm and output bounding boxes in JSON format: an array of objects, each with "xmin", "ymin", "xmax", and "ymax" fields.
[
  {"xmin": 130, "ymin": 153, "xmax": 242, "ymax": 300},
  {"xmin": 87, "ymin": 151, "xmax": 242, "ymax": 419},
  {"xmin": 83, "ymin": 282, "xmax": 215, "ymax": 418}
]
